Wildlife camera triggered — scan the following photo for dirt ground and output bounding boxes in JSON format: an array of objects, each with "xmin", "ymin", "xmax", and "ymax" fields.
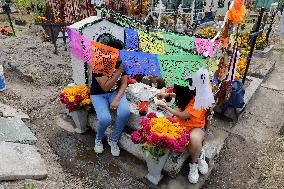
[{"xmin": 0, "ymin": 13, "xmax": 284, "ymax": 189}]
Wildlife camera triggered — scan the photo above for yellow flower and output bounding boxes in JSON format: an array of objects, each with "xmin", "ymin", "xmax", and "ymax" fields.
[{"xmin": 68, "ymin": 96, "xmax": 75, "ymax": 103}]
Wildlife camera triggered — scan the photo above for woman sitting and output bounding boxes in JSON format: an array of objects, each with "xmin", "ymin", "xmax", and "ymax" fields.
[
  {"xmin": 157, "ymin": 84, "xmax": 208, "ymax": 184},
  {"xmin": 91, "ymin": 34, "xmax": 130, "ymax": 157}
]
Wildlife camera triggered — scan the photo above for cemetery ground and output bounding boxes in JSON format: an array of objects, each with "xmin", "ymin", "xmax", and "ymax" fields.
[{"xmin": 0, "ymin": 14, "xmax": 284, "ymax": 189}]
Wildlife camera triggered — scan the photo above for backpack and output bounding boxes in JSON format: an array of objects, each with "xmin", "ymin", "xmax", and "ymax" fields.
[{"xmin": 222, "ymin": 80, "xmax": 245, "ymax": 112}]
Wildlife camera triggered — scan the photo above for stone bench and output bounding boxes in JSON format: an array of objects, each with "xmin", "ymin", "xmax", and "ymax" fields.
[{"xmin": 87, "ymin": 101, "xmax": 227, "ymax": 177}]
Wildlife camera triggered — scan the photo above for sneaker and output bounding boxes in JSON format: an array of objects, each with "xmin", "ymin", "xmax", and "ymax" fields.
[
  {"xmin": 108, "ymin": 138, "xmax": 120, "ymax": 157},
  {"xmin": 94, "ymin": 140, "xmax": 104, "ymax": 154},
  {"xmin": 188, "ymin": 163, "xmax": 199, "ymax": 184},
  {"xmin": 198, "ymin": 148, "xmax": 209, "ymax": 175}
]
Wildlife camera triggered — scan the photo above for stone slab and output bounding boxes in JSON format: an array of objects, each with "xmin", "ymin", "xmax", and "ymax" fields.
[
  {"xmin": 88, "ymin": 116, "xmax": 227, "ymax": 178},
  {"xmin": 243, "ymin": 76, "xmax": 263, "ymax": 105},
  {"xmin": 203, "ymin": 128, "xmax": 228, "ymax": 160},
  {"xmin": 251, "ymin": 59, "xmax": 276, "ymax": 79},
  {"xmin": 253, "ymin": 45, "xmax": 274, "ymax": 58},
  {"xmin": 0, "ymin": 142, "xmax": 47, "ymax": 181},
  {"xmin": 0, "ymin": 117, "xmax": 37, "ymax": 145},
  {"xmin": 0, "ymin": 103, "xmax": 29, "ymax": 119}
]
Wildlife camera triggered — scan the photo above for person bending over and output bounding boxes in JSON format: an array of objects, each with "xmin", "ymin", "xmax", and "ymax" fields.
[
  {"xmin": 91, "ymin": 34, "xmax": 130, "ymax": 157},
  {"xmin": 157, "ymin": 84, "xmax": 208, "ymax": 184}
]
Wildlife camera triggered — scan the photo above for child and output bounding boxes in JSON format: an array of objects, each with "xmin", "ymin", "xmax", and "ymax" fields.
[{"xmin": 157, "ymin": 84, "xmax": 208, "ymax": 184}]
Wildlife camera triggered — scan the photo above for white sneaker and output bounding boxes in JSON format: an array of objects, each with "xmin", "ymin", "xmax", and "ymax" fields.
[
  {"xmin": 108, "ymin": 138, "xmax": 120, "ymax": 157},
  {"xmin": 188, "ymin": 163, "xmax": 199, "ymax": 184},
  {"xmin": 198, "ymin": 148, "xmax": 209, "ymax": 175},
  {"xmin": 94, "ymin": 140, "xmax": 104, "ymax": 154}
]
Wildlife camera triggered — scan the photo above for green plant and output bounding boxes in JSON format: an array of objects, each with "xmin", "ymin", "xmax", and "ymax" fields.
[{"xmin": 22, "ymin": 183, "xmax": 36, "ymax": 189}]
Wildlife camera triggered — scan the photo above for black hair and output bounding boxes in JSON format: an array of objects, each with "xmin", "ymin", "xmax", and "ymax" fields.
[
  {"xmin": 96, "ymin": 33, "xmax": 124, "ymax": 50},
  {"xmin": 173, "ymin": 84, "xmax": 196, "ymax": 111}
]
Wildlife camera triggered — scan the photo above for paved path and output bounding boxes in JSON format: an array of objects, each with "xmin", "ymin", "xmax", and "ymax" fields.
[{"xmin": 202, "ymin": 51, "xmax": 284, "ymax": 189}]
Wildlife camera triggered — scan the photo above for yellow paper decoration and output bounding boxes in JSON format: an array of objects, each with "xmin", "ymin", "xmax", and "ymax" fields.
[{"xmin": 138, "ymin": 31, "xmax": 165, "ymax": 55}]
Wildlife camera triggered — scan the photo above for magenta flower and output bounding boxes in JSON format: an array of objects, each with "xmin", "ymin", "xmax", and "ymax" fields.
[
  {"xmin": 147, "ymin": 112, "xmax": 158, "ymax": 119},
  {"xmin": 166, "ymin": 117, "xmax": 176, "ymax": 123},
  {"xmin": 131, "ymin": 130, "xmax": 144, "ymax": 144}
]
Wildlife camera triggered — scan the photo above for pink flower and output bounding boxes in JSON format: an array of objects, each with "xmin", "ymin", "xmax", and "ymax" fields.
[
  {"xmin": 147, "ymin": 112, "xmax": 157, "ymax": 119},
  {"xmin": 166, "ymin": 117, "xmax": 176, "ymax": 123},
  {"xmin": 173, "ymin": 141, "xmax": 182, "ymax": 151},
  {"xmin": 147, "ymin": 133, "xmax": 161, "ymax": 146},
  {"xmin": 131, "ymin": 129, "xmax": 144, "ymax": 144},
  {"xmin": 140, "ymin": 118, "xmax": 151, "ymax": 134},
  {"xmin": 66, "ymin": 104, "xmax": 75, "ymax": 112}
]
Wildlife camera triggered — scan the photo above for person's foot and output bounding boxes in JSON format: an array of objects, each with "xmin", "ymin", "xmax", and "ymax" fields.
[
  {"xmin": 198, "ymin": 148, "xmax": 209, "ymax": 175},
  {"xmin": 108, "ymin": 138, "xmax": 120, "ymax": 156},
  {"xmin": 94, "ymin": 139, "xmax": 104, "ymax": 154},
  {"xmin": 188, "ymin": 163, "xmax": 199, "ymax": 184}
]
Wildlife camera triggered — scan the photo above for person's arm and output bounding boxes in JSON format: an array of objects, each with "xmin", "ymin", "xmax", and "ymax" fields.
[
  {"xmin": 164, "ymin": 106, "xmax": 191, "ymax": 120},
  {"xmin": 157, "ymin": 92, "xmax": 176, "ymax": 100},
  {"xmin": 95, "ymin": 64, "xmax": 124, "ymax": 92},
  {"xmin": 110, "ymin": 75, "xmax": 128, "ymax": 110}
]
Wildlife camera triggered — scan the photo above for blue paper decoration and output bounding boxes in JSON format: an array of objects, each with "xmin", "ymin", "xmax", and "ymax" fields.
[
  {"xmin": 124, "ymin": 28, "xmax": 139, "ymax": 51},
  {"xmin": 212, "ymin": 74, "xmax": 218, "ymax": 86},
  {"xmin": 120, "ymin": 50, "xmax": 161, "ymax": 76}
]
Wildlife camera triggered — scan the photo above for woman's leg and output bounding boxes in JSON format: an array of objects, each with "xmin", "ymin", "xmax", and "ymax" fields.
[
  {"xmin": 188, "ymin": 128, "xmax": 205, "ymax": 163},
  {"xmin": 90, "ymin": 94, "xmax": 112, "ymax": 141},
  {"xmin": 187, "ymin": 128, "xmax": 206, "ymax": 184},
  {"xmin": 110, "ymin": 94, "xmax": 130, "ymax": 142}
]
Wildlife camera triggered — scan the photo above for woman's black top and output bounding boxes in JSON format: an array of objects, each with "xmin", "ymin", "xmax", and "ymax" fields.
[{"xmin": 90, "ymin": 70, "xmax": 126, "ymax": 95}]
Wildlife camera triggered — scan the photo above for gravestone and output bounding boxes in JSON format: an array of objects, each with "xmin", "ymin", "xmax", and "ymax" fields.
[
  {"xmin": 0, "ymin": 142, "xmax": 47, "ymax": 181},
  {"xmin": 0, "ymin": 117, "xmax": 37, "ymax": 144}
]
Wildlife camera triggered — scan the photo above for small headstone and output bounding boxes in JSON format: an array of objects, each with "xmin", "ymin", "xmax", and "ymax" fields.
[
  {"xmin": 0, "ymin": 117, "xmax": 37, "ymax": 144},
  {"xmin": 15, "ymin": 20, "xmax": 27, "ymax": 26},
  {"xmin": 280, "ymin": 124, "xmax": 284, "ymax": 136},
  {"xmin": 0, "ymin": 142, "xmax": 47, "ymax": 181}
]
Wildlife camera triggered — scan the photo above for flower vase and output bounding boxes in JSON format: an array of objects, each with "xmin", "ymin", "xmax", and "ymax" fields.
[
  {"xmin": 70, "ymin": 109, "xmax": 88, "ymax": 134},
  {"xmin": 145, "ymin": 152, "xmax": 169, "ymax": 185}
]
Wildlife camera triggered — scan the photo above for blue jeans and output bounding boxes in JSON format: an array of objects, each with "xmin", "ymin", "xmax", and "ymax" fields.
[{"xmin": 90, "ymin": 91, "xmax": 130, "ymax": 142}]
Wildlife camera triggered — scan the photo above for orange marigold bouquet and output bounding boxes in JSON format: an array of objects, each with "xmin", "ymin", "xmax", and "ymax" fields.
[
  {"xmin": 131, "ymin": 113, "xmax": 190, "ymax": 160},
  {"xmin": 197, "ymin": 28, "xmax": 217, "ymax": 39},
  {"xmin": 60, "ymin": 85, "xmax": 92, "ymax": 112},
  {"xmin": 37, "ymin": 16, "xmax": 62, "ymax": 23}
]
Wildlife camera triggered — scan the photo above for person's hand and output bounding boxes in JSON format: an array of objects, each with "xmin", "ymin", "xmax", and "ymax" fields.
[
  {"xmin": 157, "ymin": 103, "xmax": 168, "ymax": 111},
  {"xmin": 118, "ymin": 63, "xmax": 124, "ymax": 73},
  {"xmin": 157, "ymin": 93, "xmax": 167, "ymax": 100},
  {"xmin": 110, "ymin": 97, "xmax": 120, "ymax": 110}
]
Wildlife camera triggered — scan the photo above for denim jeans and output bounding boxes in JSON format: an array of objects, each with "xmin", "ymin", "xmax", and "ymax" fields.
[{"xmin": 90, "ymin": 91, "xmax": 130, "ymax": 142}]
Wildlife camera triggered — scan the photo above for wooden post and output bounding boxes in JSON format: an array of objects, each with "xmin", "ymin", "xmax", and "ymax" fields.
[
  {"xmin": 3, "ymin": 3, "xmax": 15, "ymax": 35},
  {"xmin": 242, "ymin": 8, "xmax": 265, "ymax": 84}
]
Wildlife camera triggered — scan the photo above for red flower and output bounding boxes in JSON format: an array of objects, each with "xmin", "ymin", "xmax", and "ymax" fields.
[
  {"xmin": 74, "ymin": 95, "xmax": 81, "ymax": 104},
  {"xmin": 131, "ymin": 129, "xmax": 144, "ymax": 144},
  {"xmin": 140, "ymin": 118, "xmax": 151, "ymax": 134},
  {"xmin": 147, "ymin": 112, "xmax": 157, "ymax": 119},
  {"xmin": 147, "ymin": 133, "xmax": 161, "ymax": 146},
  {"xmin": 66, "ymin": 104, "xmax": 75, "ymax": 112},
  {"xmin": 166, "ymin": 117, "xmax": 176, "ymax": 123}
]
